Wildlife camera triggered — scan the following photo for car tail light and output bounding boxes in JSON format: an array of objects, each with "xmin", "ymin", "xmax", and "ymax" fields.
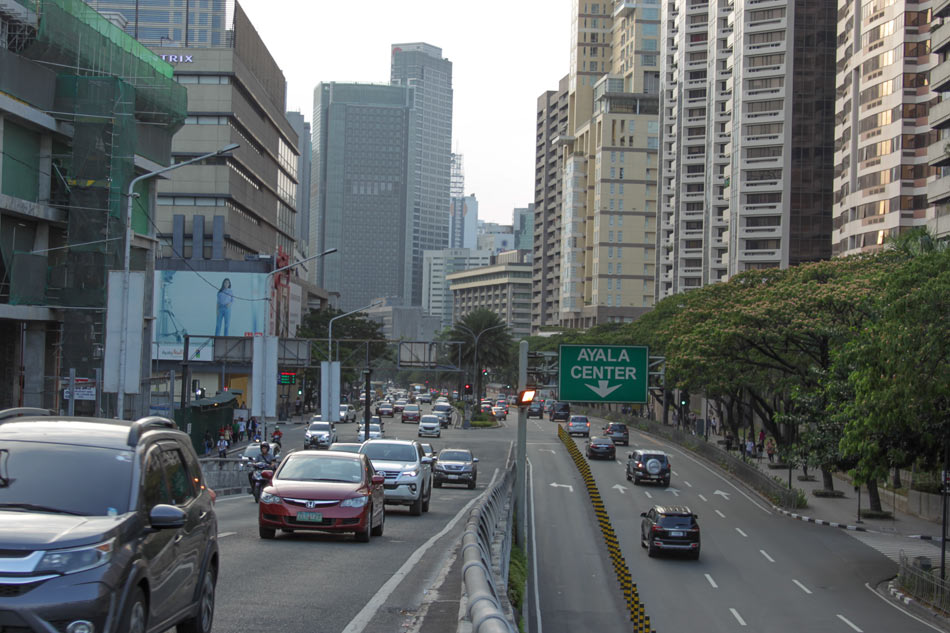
[{"xmin": 651, "ymin": 525, "xmax": 663, "ymax": 534}]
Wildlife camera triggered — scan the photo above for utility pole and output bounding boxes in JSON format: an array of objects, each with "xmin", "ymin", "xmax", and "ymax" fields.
[{"xmin": 516, "ymin": 340, "xmax": 528, "ymax": 546}]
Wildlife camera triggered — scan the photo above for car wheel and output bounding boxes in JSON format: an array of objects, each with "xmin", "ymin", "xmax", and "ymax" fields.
[
  {"xmin": 259, "ymin": 525, "xmax": 276, "ymax": 539},
  {"xmin": 435, "ymin": 480, "xmax": 442, "ymax": 488},
  {"xmin": 372, "ymin": 508, "xmax": 384, "ymax": 536},
  {"xmin": 640, "ymin": 536, "xmax": 647, "ymax": 548},
  {"xmin": 468, "ymin": 478, "xmax": 476, "ymax": 490},
  {"xmin": 633, "ymin": 476, "xmax": 640, "ymax": 485},
  {"xmin": 119, "ymin": 587, "xmax": 147, "ymax": 633},
  {"xmin": 625, "ymin": 470, "xmax": 632, "ymax": 481},
  {"xmin": 422, "ymin": 485, "xmax": 431, "ymax": 512},
  {"xmin": 178, "ymin": 567, "xmax": 216, "ymax": 633},
  {"xmin": 409, "ymin": 495, "xmax": 423, "ymax": 516},
  {"xmin": 663, "ymin": 478, "xmax": 671, "ymax": 487},
  {"xmin": 647, "ymin": 542, "xmax": 657, "ymax": 558},
  {"xmin": 691, "ymin": 548, "xmax": 701, "ymax": 560},
  {"xmin": 355, "ymin": 507, "xmax": 372, "ymax": 543}
]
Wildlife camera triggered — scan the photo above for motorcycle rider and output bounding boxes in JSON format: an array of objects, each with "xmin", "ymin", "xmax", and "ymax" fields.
[
  {"xmin": 272, "ymin": 427, "xmax": 283, "ymax": 447},
  {"xmin": 247, "ymin": 442, "xmax": 277, "ymax": 494}
]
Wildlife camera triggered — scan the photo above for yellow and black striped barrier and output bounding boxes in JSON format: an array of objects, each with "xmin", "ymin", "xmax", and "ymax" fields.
[{"xmin": 558, "ymin": 424, "xmax": 653, "ymax": 633}]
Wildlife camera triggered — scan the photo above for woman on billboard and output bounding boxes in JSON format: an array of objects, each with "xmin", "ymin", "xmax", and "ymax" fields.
[{"xmin": 215, "ymin": 278, "xmax": 234, "ymax": 336}]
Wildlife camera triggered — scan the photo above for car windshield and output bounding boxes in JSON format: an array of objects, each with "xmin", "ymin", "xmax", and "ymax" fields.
[
  {"xmin": 570, "ymin": 416, "xmax": 587, "ymax": 423},
  {"xmin": 328, "ymin": 444, "xmax": 361, "ymax": 453},
  {"xmin": 277, "ymin": 456, "xmax": 363, "ymax": 483},
  {"xmin": 0, "ymin": 441, "xmax": 133, "ymax": 516},
  {"xmin": 433, "ymin": 404, "xmax": 451, "ymax": 412},
  {"xmin": 658, "ymin": 515, "xmax": 695, "ymax": 529},
  {"xmin": 421, "ymin": 415, "xmax": 440, "ymax": 423},
  {"xmin": 309, "ymin": 423, "xmax": 331, "ymax": 432},
  {"xmin": 404, "ymin": 405, "xmax": 420, "ymax": 412},
  {"xmin": 360, "ymin": 443, "xmax": 418, "ymax": 462},
  {"xmin": 593, "ymin": 439, "xmax": 613, "ymax": 446},
  {"xmin": 439, "ymin": 450, "xmax": 471, "ymax": 461}
]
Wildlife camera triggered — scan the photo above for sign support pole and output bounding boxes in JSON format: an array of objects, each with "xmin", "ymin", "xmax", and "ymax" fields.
[{"xmin": 516, "ymin": 340, "xmax": 528, "ymax": 547}]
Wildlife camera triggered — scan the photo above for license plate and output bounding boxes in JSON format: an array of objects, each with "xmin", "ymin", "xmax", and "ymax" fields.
[
  {"xmin": 296, "ymin": 511, "xmax": 323, "ymax": 522},
  {"xmin": 669, "ymin": 530, "xmax": 684, "ymax": 537},
  {"xmin": 448, "ymin": 475, "xmax": 459, "ymax": 480}
]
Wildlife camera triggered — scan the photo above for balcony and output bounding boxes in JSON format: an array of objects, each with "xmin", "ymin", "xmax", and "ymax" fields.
[
  {"xmin": 931, "ymin": 98, "xmax": 950, "ymax": 130},
  {"xmin": 927, "ymin": 140, "xmax": 950, "ymax": 168},
  {"xmin": 932, "ymin": 60, "xmax": 950, "ymax": 93},
  {"xmin": 933, "ymin": 22, "xmax": 950, "ymax": 55},
  {"xmin": 614, "ymin": 0, "xmax": 636, "ymax": 17},
  {"xmin": 937, "ymin": 0, "xmax": 950, "ymax": 18},
  {"xmin": 929, "ymin": 173, "xmax": 950, "ymax": 204}
]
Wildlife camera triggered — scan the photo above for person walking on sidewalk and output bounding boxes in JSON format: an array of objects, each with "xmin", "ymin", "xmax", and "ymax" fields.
[
  {"xmin": 217, "ymin": 436, "xmax": 228, "ymax": 459},
  {"xmin": 746, "ymin": 438, "xmax": 756, "ymax": 461},
  {"xmin": 766, "ymin": 438, "xmax": 775, "ymax": 463},
  {"xmin": 757, "ymin": 429, "xmax": 766, "ymax": 455}
]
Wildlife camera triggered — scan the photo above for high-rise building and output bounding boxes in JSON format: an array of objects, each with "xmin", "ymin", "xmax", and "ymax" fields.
[
  {"xmin": 450, "ymin": 152, "xmax": 465, "ymax": 199},
  {"xmin": 658, "ymin": 0, "xmax": 837, "ymax": 298},
  {"xmin": 310, "ymin": 82, "xmax": 414, "ymax": 312},
  {"xmin": 513, "ymin": 205, "xmax": 535, "ymax": 251},
  {"xmin": 422, "ymin": 248, "xmax": 492, "ymax": 329},
  {"xmin": 552, "ymin": 0, "xmax": 660, "ymax": 330},
  {"xmin": 834, "ymin": 0, "xmax": 935, "ymax": 255},
  {"xmin": 449, "ymin": 194, "xmax": 478, "ymax": 249},
  {"xmin": 448, "ymin": 251, "xmax": 533, "ymax": 339},
  {"xmin": 391, "ymin": 43, "xmax": 454, "ymax": 306},
  {"xmin": 85, "ymin": 0, "xmax": 234, "ymax": 47},
  {"xmin": 931, "ymin": 2, "xmax": 950, "ymax": 240},
  {"xmin": 287, "ymin": 111, "xmax": 312, "ymax": 257},
  {"xmin": 533, "ymin": 75, "xmax": 569, "ymax": 332}
]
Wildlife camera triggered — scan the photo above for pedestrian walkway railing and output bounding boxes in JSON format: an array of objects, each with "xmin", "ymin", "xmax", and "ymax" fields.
[
  {"xmin": 460, "ymin": 462, "xmax": 517, "ymax": 633},
  {"xmin": 898, "ymin": 551, "xmax": 950, "ymax": 614},
  {"xmin": 199, "ymin": 458, "xmax": 249, "ymax": 496}
]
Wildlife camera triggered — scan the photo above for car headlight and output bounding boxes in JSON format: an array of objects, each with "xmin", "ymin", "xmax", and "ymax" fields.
[
  {"xmin": 36, "ymin": 538, "xmax": 114, "ymax": 575},
  {"xmin": 340, "ymin": 496, "xmax": 369, "ymax": 508},
  {"xmin": 259, "ymin": 491, "xmax": 281, "ymax": 504},
  {"xmin": 399, "ymin": 468, "xmax": 419, "ymax": 478}
]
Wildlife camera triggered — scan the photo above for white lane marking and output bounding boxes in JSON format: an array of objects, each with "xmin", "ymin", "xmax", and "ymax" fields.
[
  {"xmin": 792, "ymin": 579, "xmax": 813, "ymax": 594},
  {"xmin": 836, "ymin": 614, "xmax": 863, "ymax": 632},
  {"xmin": 730, "ymin": 608, "xmax": 747, "ymax": 626},
  {"xmin": 672, "ymin": 470, "xmax": 679, "ymax": 476},
  {"xmin": 760, "ymin": 549, "xmax": 775, "ymax": 563},
  {"xmin": 698, "ymin": 494, "xmax": 708, "ymax": 502},
  {"xmin": 715, "ymin": 509, "xmax": 726, "ymax": 518},
  {"xmin": 735, "ymin": 528, "xmax": 748, "ymax": 538},
  {"xmin": 643, "ymin": 490, "xmax": 653, "ymax": 499},
  {"xmin": 215, "ymin": 495, "xmax": 252, "ymax": 502},
  {"xmin": 341, "ymin": 467, "xmax": 500, "ymax": 633},
  {"xmin": 705, "ymin": 573, "xmax": 718, "ymax": 588},
  {"xmin": 528, "ymin": 459, "xmax": 543, "ymax": 633},
  {"xmin": 683, "ymin": 481, "xmax": 693, "ymax": 488},
  {"xmin": 218, "ymin": 531, "xmax": 236, "ymax": 538},
  {"xmin": 864, "ymin": 582, "xmax": 946, "ymax": 632}
]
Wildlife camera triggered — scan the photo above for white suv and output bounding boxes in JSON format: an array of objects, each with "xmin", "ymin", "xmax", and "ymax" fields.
[
  {"xmin": 359, "ymin": 439, "xmax": 433, "ymax": 516},
  {"xmin": 339, "ymin": 404, "xmax": 357, "ymax": 423},
  {"xmin": 418, "ymin": 414, "xmax": 441, "ymax": 438}
]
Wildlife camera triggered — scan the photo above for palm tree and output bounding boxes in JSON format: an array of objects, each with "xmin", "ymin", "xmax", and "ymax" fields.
[{"xmin": 446, "ymin": 309, "xmax": 514, "ymax": 400}]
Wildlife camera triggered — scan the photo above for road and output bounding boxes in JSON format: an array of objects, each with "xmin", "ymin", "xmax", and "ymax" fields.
[
  {"xmin": 540, "ymin": 412, "xmax": 943, "ymax": 633},
  {"xmin": 208, "ymin": 403, "xmax": 512, "ymax": 633}
]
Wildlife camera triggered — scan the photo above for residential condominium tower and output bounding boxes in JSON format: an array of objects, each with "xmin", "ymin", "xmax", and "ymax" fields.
[
  {"xmin": 833, "ymin": 0, "xmax": 935, "ymax": 255},
  {"xmin": 930, "ymin": 0, "xmax": 950, "ymax": 239},
  {"xmin": 391, "ymin": 43, "xmax": 454, "ymax": 307},
  {"xmin": 422, "ymin": 248, "xmax": 492, "ymax": 329},
  {"xmin": 310, "ymin": 82, "xmax": 414, "ymax": 312}
]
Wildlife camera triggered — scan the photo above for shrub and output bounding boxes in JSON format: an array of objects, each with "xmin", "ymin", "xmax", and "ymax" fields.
[
  {"xmin": 470, "ymin": 419, "xmax": 495, "ymax": 428},
  {"xmin": 508, "ymin": 543, "xmax": 527, "ymax": 614},
  {"xmin": 812, "ymin": 489, "xmax": 845, "ymax": 498}
]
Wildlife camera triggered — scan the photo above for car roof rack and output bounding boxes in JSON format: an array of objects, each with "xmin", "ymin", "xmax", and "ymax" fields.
[
  {"xmin": 127, "ymin": 416, "xmax": 177, "ymax": 447},
  {"xmin": 0, "ymin": 408, "xmax": 55, "ymax": 423}
]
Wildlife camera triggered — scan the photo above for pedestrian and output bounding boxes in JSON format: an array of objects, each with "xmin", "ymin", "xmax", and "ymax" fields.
[
  {"xmin": 710, "ymin": 416, "xmax": 718, "ymax": 435},
  {"xmin": 746, "ymin": 438, "xmax": 756, "ymax": 461},
  {"xmin": 237, "ymin": 418, "xmax": 246, "ymax": 441},
  {"xmin": 766, "ymin": 439, "xmax": 775, "ymax": 463},
  {"xmin": 250, "ymin": 417, "xmax": 258, "ymax": 439},
  {"xmin": 295, "ymin": 396, "xmax": 302, "ymax": 416},
  {"xmin": 217, "ymin": 435, "xmax": 228, "ymax": 458},
  {"xmin": 203, "ymin": 431, "xmax": 212, "ymax": 456},
  {"xmin": 758, "ymin": 428, "xmax": 766, "ymax": 453}
]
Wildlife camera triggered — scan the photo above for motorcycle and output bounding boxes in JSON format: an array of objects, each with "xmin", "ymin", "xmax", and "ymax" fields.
[{"xmin": 249, "ymin": 461, "xmax": 271, "ymax": 503}]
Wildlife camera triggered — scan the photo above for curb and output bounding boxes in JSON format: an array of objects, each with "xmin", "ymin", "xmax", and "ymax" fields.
[
  {"xmin": 888, "ymin": 579, "xmax": 915, "ymax": 606},
  {"xmin": 772, "ymin": 506, "xmax": 870, "ymax": 532}
]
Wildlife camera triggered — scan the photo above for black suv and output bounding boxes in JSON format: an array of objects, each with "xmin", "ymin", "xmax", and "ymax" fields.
[
  {"xmin": 526, "ymin": 402, "xmax": 543, "ymax": 419},
  {"xmin": 0, "ymin": 408, "xmax": 218, "ymax": 633},
  {"xmin": 549, "ymin": 402, "xmax": 571, "ymax": 422},
  {"xmin": 603, "ymin": 422, "xmax": 630, "ymax": 446},
  {"xmin": 626, "ymin": 449, "xmax": 671, "ymax": 486},
  {"xmin": 640, "ymin": 505, "xmax": 700, "ymax": 559}
]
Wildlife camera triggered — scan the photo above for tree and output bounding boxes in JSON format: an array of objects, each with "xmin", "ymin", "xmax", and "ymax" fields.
[{"xmin": 446, "ymin": 309, "xmax": 514, "ymax": 399}]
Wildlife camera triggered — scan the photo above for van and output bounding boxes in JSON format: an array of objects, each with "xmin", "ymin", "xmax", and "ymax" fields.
[{"xmin": 549, "ymin": 402, "xmax": 571, "ymax": 422}]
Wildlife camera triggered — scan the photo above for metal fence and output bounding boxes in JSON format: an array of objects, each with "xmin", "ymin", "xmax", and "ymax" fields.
[
  {"xmin": 898, "ymin": 551, "xmax": 950, "ymax": 614},
  {"xmin": 461, "ymin": 463, "xmax": 517, "ymax": 633}
]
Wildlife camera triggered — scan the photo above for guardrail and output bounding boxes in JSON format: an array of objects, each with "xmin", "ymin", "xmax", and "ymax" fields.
[
  {"xmin": 199, "ymin": 458, "xmax": 249, "ymax": 496},
  {"xmin": 898, "ymin": 551, "xmax": 950, "ymax": 613},
  {"xmin": 460, "ymin": 463, "xmax": 517, "ymax": 633}
]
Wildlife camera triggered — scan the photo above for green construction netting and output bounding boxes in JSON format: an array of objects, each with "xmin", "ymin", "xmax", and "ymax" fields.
[{"xmin": 21, "ymin": 0, "xmax": 186, "ymax": 130}]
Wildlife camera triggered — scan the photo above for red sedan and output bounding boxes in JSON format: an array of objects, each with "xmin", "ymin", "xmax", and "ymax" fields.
[{"xmin": 258, "ymin": 451, "xmax": 385, "ymax": 542}]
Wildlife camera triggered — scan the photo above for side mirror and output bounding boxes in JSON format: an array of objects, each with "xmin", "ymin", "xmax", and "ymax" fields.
[
  {"xmin": 473, "ymin": 457, "xmax": 479, "ymax": 463},
  {"xmin": 640, "ymin": 512, "xmax": 647, "ymax": 518},
  {"xmin": 261, "ymin": 470, "xmax": 274, "ymax": 480},
  {"xmin": 421, "ymin": 456, "xmax": 434, "ymax": 464},
  {"xmin": 372, "ymin": 475, "xmax": 385, "ymax": 485},
  {"xmin": 149, "ymin": 504, "xmax": 186, "ymax": 529},
  {"xmin": 628, "ymin": 453, "xmax": 634, "ymax": 459}
]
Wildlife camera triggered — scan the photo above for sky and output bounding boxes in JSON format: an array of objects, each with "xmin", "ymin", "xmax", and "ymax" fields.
[{"xmin": 238, "ymin": 0, "xmax": 572, "ymax": 226}]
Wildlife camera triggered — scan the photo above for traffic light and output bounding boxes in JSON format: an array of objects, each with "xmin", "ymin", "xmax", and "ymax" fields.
[
  {"xmin": 297, "ymin": 388, "xmax": 303, "ymax": 395},
  {"xmin": 680, "ymin": 390, "xmax": 689, "ymax": 408},
  {"xmin": 464, "ymin": 384, "xmax": 473, "ymax": 394}
]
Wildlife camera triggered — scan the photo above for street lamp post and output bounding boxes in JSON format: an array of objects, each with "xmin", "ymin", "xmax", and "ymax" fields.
[
  {"xmin": 324, "ymin": 300, "xmax": 383, "ymax": 423},
  {"xmin": 454, "ymin": 322, "xmax": 508, "ymax": 402},
  {"xmin": 116, "ymin": 142, "xmax": 239, "ymax": 418},
  {"xmin": 266, "ymin": 247, "xmax": 337, "ymax": 337}
]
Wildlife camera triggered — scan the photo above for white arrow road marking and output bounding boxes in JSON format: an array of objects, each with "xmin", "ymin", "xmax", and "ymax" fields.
[
  {"xmin": 698, "ymin": 494, "xmax": 708, "ymax": 502},
  {"xmin": 643, "ymin": 490, "xmax": 653, "ymax": 499},
  {"xmin": 666, "ymin": 487, "xmax": 680, "ymax": 496},
  {"xmin": 705, "ymin": 574, "xmax": 718, "ymax": 589},
  {"xmin": 730, "ymin": 608, "xmax": 747, "ymax": 627},
  {"xmin": 793, "ymin": 579, "xmax": 813, "ymax": 594},
  {"xmin": 613, "ymin": 484, "xmax": 628, "ymax": 494},
  {"xmin": 715, "ymin": 509, "xmax": 726, "ymax": 518},
  {"xmin": 219, "ymin": 531, "xmax": 236, "ymax": 538},
  {"xmin": 550, "ymin": 482, "xmax": 574, "ymax": 492},
  {"xmin": 836, "ymin": 615, "xmax": 863, "ymax": 632},
  {"xmin": 585, "ymin": 380, "xmax": 621, "ymax": 398},
  {"xmin": 760, "ymin": 549, "xmax": 775, "ymax": 563},
  {"xmin": 714, "ymin": 490, "xmax": 731, "ymax": 500},
  {"xmin": 735, "ymin": 527, "xmax": 748, "ymax": 538}
]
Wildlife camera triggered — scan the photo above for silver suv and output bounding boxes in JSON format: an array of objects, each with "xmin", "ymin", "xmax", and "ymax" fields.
[{"xmin": 358, "ymin": 439, "xmax": 433, "ymax": 516}]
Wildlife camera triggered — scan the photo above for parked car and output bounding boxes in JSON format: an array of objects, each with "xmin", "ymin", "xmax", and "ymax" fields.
[
  {"xmin": 566, "ymin": 415, "xmax": 590, "ymax": 437},
  {"xmin": 626, "ymin": 449, "xmax": 672, "ymax": 486},
  {"xmin": 401, "ymin": 404, "xmax": 422, "ymax": 423},
  {"xmin": 258, "ymin": 451, "xmax": 384, "ymax": 542},
  {"xmin": 304, "ymin": 421, "xmax": 337, "ymax": 449},
  {"xmin": 603, "ymin": 422, "xmax": 630, "ymax": 446},
  {"xmin": 418, "ymin": 414, "xmax": 442, "ymax": 438},
  {"xmin": 586, "ymin": 436, "xmax": 616, "ymax": 460},
  {"xmin": 526, "ymin": 402, "xmax": 544, "ymax": 419},
  {"xmin": 339, "ymin": 404, "xmax": 357, "ymax": 423},
  {"xmin": 0, "ymin": 409, "xmax": 218, "ymax": 633},
  {"xmin": 549, "ymin": 402, "xmax": 571, "ymax": 422},
  {"xmin": 359, "ymin": 440, "xmax": 433, "ymax": 516},
  {"xmin": 433, "ymin": 448, "xmax": 479, "ymax": 489},
  {"xmin": 640, "ymin": 505, "xmax": 700, "ymax": 559}
]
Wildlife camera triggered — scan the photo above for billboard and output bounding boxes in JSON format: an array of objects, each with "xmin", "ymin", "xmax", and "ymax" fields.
[{"xmin": 153, "ymin": 271, "xmax": 268, "ymax": 359}]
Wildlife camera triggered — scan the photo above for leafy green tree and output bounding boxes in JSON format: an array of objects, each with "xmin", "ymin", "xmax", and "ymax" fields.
[{"xmin": 445, "ymin": 309, "xmax": 514, "ymax": 399}]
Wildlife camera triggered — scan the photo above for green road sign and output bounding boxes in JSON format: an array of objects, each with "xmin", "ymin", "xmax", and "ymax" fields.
[{"xmin": 558, "ymin": 344, "xmax": 648, "ymax": 404}]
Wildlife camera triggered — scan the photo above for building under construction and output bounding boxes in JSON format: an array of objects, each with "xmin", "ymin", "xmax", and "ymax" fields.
[{"xmin": 0, "ymin": 0, "xmax": 186, "ymax": 413}]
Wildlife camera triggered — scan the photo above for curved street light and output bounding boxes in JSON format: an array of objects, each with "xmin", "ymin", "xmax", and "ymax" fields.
[{"xmin": 454, "ymin": 321, "xmax": 508, "ymax": 401}]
